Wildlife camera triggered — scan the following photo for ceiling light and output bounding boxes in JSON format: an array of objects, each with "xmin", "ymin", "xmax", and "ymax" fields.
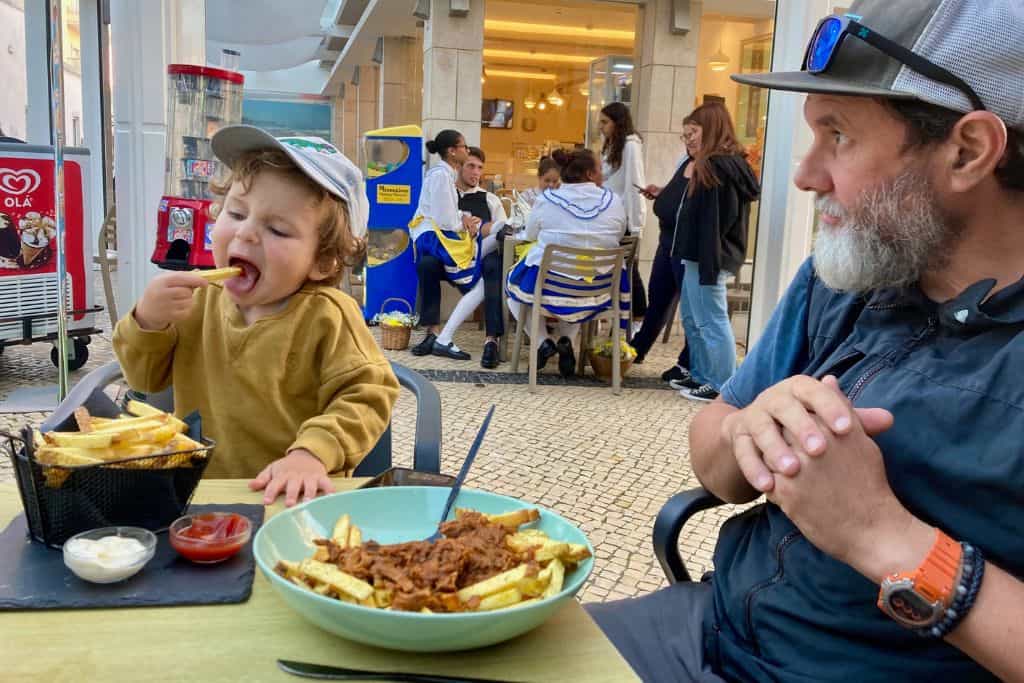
[
  {"xmin": 579, "ymin": 84, "xmax": 589, "ymax": 97},
  {"xmin": 546, "ymin": 87, "xmax": 564, "ymax": 107},
  {"xmin": 482, "ymin": 48, "xmax": 594, "ymax": 66},
  {"xmin": 537, "ymin": 100, "xmax": 547, "ymax": 111},
  {"xmin": 524, "ymin": 92, "xmax": 537, "ymax": 109},
  {"xmin": 708, "ymin": 37, "xmax": 730, "ymax": 72},
  {"xmin": 484, "ymin": 19, "xmax": 634, "ymax": 44},
  {"xmin": 483, "ymin": 68, "xmax": 557, "ymax": 81}
]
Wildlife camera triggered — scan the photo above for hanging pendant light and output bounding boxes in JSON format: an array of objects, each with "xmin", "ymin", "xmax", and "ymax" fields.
[
  {"xmin": 708, "ymin": 36, "xmax": 730, "ymax": 72},
  {"xmin": 546, "ymin": 86, "xmax": 564, "ymax": 107},
  {"xmin": 524, "ymin": 91, "xmax": 536, "ymax": 109}
]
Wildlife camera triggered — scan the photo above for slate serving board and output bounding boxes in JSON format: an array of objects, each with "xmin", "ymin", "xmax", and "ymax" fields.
[{"xmin": 0, "ymin": 503, "xmax": 263, "ymax": 610}]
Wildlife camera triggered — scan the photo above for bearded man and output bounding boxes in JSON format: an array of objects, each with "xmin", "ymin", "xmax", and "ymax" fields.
[{"xmin": 585, "ymin": 1, "xmax": 1024, "ymax": 681}]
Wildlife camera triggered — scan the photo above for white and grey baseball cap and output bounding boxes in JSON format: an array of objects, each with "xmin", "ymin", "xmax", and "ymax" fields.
[
  {"xmin": 211, "ymin": 125, "xmax": 369, "ymax": 237},
  {"xmin": 733, "ymin": 0, "xmax": 1024, "ymax": 130}
]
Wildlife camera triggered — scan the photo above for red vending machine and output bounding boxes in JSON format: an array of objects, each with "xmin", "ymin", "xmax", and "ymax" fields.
[{"xmin": 151, "ymin": 65, "xmax": 244, "ymax": 270}]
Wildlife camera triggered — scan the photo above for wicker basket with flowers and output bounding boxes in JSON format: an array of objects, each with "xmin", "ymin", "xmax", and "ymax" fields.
[
  {"xmin": 589, "ymin": 337, "xmax": 637, "ymax": 382},
  {"xmin": 372, "ymin": 299, "xmax": 418, "ymax": 351}
]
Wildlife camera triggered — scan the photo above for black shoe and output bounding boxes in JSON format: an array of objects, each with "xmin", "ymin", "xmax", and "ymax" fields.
[
  {"xmin": 681, "ymin": 383, "xmax": 719, "ymax": 403},
  {"xmin": 668, "ymin": 367, "xmax": 701, "ymax": 391},
  {"xmin": 432, "ymin": 341, "xmax": 471, "ymax": 360},
  {"xmin": 536, "ymin": 338, "xmax": 558, "ymax": 369},
  {"xmin": 556, "ymin": 336, "xmax": 576, "ymax": 378},
  {"xmin": 661, "ymin": 364, "xmax": 689, "ymax": 383},
  {"xmin": 481, "ymin": 340, "xmax": 500, "ymax": 369},
  {"xmin": 411, "ymin": 332, "xmax": 437, "ymax": 356},
  {"xmin": 633, "ymin": 353, "xmax": 645, "ymax": 365}
]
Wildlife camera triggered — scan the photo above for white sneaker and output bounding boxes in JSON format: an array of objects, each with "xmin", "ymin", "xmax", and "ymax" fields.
[{"xmin": 681, "ymin": 384, "xmax": 719, "ymax": 402}]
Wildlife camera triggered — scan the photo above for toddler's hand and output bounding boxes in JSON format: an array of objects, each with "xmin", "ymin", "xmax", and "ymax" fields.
[
  {"xmin": 249, "ymin": 448, "xmax": 336, "ymax": 507},
  {"xmin": 134, "ymin": 272, "xmax": 209, "ymax": 330}
]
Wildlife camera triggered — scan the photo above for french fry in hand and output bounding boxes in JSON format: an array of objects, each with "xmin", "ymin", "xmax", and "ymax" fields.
[{"xmin": 193, "ymin": 266, "xmax": 242, "ymax": 283}]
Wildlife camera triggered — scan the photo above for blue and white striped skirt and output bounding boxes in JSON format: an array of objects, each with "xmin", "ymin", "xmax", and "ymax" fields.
[
  {"xmin": 414, "ymin": 231, "xmax": 481, "ymax": 294},
  {"xmin": 506, "ymin": 260, "xmax": 631, "ymax": 328}
]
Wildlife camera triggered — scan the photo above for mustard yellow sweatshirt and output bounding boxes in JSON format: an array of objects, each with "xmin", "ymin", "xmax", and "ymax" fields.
[{"xmin": 112, "ymin": 284, "xmax": 399, "ymax": 478}]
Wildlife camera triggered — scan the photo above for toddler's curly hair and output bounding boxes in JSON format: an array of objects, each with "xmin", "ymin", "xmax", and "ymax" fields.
[{"xmin": 211, "ymin": 149, "xmax": 366, "ymax": 286}]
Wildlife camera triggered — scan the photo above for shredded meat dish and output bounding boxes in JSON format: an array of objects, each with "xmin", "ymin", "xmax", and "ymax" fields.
[{"xmin": 313, "ymin": 511, "xmax": 538, "ymax": 612}]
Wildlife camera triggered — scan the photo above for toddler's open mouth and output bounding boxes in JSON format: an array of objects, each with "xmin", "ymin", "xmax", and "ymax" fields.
[{"xmin": 225, "ymin": 257, "xmax": 260, "ymax": 295}]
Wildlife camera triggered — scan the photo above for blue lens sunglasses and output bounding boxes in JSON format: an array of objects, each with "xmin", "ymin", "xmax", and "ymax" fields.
[{"xmin": 803, "ymin": 14, "xmax": 986, "ymax": 112}]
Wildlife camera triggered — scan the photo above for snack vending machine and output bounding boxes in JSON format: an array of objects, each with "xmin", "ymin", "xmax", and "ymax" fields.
[
  {"xmin": 151, "ymin": 65, "xmax": 244, "ymax": 270},
  {"xmin": 0, "ymin": 143, "xmax": 100, "ymax": 368},
  {"xmin": 361, "ymin": 125, "xmax": 422, "ymax": 321}
]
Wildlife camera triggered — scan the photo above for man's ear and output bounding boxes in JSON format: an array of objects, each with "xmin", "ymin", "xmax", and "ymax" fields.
[{"xmin": 946, "ymin": 111, "xmax": 1008, "ymax": 193}]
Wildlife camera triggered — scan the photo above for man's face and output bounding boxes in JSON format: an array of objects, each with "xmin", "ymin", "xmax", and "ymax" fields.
[
  {"xmin": 795, "ymin": 95, "xmax": 963, "ymax": 292},
  {"xmin": 461, "ymin": 155, "xmax": 484, "ymax": 188}
]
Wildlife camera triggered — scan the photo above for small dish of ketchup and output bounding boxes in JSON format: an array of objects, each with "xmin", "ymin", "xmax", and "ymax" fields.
[{"xmin": 169, "ymin": 512, "xmax": 252, "ymax": 564}]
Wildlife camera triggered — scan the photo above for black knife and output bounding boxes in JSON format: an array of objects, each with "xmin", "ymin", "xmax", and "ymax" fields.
[{"xmin": 277, "ymin": 659, "xmax": 527, "ymax": 683}]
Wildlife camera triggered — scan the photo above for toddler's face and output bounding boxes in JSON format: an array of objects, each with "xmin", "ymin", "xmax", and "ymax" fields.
[
  {"xmin": 539, "ymin": 168, "xmax": 560, "ymax": 191},
  {"xmin": 211, "ymin": 168, "xmax": 327, "ymax": 323}
]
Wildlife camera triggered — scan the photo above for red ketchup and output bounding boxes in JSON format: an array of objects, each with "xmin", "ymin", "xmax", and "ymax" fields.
[{"xmin": 169, "ymin": 512, "xmax": 251, "ymax": 563}]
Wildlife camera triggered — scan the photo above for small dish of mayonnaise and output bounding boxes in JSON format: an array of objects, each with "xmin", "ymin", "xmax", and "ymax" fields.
[{"xmin": 63, "ymin": 527, "xmax": 157, "ymax": 584}]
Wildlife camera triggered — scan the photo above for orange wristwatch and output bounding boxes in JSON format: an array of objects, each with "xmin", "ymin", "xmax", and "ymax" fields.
[{"xmin": 877, "ymin": 529, "xmax": 962, "ymax": 629}]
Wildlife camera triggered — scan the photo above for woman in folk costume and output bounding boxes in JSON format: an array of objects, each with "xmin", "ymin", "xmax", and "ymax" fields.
[
  {"xmin": 409, "ymin": 129, "xmax": 483, "ymax": 359},
  {"xmin": 599, "ymin": 102, "xmax": 648, "ymax": 331},
  {"xmin": 506, "ymin": 148, "xmax": 630, "ymax": 378}
]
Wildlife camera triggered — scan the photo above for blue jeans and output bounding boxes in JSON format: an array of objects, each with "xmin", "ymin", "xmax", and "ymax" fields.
[{"xmin": 680, "ymin": 260, "xmax": 735, "ymax": 390}]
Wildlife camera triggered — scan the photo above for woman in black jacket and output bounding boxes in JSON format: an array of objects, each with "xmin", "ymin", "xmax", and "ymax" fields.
[{"xmin": 669, "ymin": 103, "xmax": 759, "ymax": 402}]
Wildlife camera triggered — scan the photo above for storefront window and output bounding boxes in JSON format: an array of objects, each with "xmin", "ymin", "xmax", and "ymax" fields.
[
  {"xmin": 695, "ymin": 2, "xmax": 777, "ymax": 351},
  {"xmin": 480, "ymin": 0, "xmax": 638, "ymax": 192}
]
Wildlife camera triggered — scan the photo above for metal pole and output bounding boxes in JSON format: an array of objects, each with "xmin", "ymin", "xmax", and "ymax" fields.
[{"xmin": 48, "ymin": 0, "xmax": 70, "ymax": 399}]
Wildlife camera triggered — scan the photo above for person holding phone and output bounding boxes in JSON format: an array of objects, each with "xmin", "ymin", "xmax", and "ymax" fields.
[{"xmin": 599, "ymin": 102, "xmax": 648, "ymax": 331}]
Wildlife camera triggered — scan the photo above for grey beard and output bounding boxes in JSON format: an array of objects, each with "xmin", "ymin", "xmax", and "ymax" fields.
[{"xmin": 812, "ymin": 169, "xmax": 962, "ymax": 293}]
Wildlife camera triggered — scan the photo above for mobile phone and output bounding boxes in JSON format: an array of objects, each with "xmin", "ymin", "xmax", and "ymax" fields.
[
  {"xmin": 359, "ymin": 466, "xmax": 457, "ymax": 489},
  {"xmin": 633, "ymin": 183, "xmax": 646, "ymax": 192}
]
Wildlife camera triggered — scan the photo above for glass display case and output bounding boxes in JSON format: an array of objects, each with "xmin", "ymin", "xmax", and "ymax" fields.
[{"xmin": 585, "ymin": 56, "xmax": 634, "ymax": 150}]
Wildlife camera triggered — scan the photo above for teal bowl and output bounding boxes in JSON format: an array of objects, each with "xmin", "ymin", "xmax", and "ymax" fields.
[{"xmin": 254, "ymin": 486, "xmax": 594, "ymax": 652}]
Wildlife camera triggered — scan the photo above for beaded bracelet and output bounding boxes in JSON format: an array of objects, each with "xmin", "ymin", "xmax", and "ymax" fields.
[{"xmin": 920, "ymin": 542, "xmax": 986, "ymax": 639}]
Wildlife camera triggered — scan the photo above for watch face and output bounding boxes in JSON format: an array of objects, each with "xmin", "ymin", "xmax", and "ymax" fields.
[{"xmin": 886, "ymin": 587, "xmax": 942, "ymax": 627}]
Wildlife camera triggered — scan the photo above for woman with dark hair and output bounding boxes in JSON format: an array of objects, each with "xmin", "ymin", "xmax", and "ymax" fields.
[
  {"xmin": 519, "ymin": 155, "xmax": 562, "ymax": 207},
  {"xmin": 666, "ymin": 102, "xmax": 759, "ymax": 402},
  {"xmin": 408, "ymin": 129, "xmax": 481, "ymax": 359},
  {"xmin": 599, "ymin": 102, "xmax": 648, "ymax": 329},
  {"xmin": 506, "ymin": 148, "xmax": 629, "ymax": 378}
]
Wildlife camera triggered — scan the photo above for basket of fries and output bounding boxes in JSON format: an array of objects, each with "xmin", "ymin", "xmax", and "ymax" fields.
[
  {"xmin": 5, "ymin": 397, "xmax": 214, "ymax": 547},
  {"xmin": 372, "ymin": 298, "xmax": 417, "ymax": 351}
]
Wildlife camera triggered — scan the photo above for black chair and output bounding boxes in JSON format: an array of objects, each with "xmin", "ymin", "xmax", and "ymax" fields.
[
  {"xmin": 41, "ymin": 360, "xmax": 442, "ymax": 477},
  {"xmin": 652, "ymin": 487, "xmax": 725, "ymax": 583}
]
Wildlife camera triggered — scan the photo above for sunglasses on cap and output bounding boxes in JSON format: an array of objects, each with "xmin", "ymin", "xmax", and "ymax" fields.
[{"xmin": 803, "ymin": 13, "xmax": 986, "ymax": 112}]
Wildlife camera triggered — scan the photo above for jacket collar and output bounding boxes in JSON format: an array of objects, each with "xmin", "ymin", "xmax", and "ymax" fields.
[
  {"xmin": 867, "ymin": 276, "xmax": 1024, "ymax": 330},
  {"xmin": 542, "ymin": 183, "xmax": 614, "ymax": 220}
]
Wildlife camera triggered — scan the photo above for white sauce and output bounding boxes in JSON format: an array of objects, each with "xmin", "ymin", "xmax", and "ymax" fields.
[{"xmin": 64, "ymin": 535, "xmax": 149, "ymax": 583}]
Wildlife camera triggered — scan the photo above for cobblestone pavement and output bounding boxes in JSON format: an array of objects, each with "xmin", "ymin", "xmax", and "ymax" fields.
[{"xmin": 0, "ymin": 276, "xmax": 749, "ymax": 603}]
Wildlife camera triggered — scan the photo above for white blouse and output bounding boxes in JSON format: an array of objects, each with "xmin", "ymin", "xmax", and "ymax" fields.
[
  {"xmin": 410, "ymin": 161, "xmax": 460, "ymax": 241},
  {"xmin": 602, "ymin": 133, "xmax": 647, "ymax": 234},
  {"xmin": 522, "ymin": 182, "xmax": 627, "ymax": 271}
]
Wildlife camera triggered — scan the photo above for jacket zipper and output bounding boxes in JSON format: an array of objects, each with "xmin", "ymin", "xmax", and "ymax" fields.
[
  {"xmin": 744, "ymin": 530, "xmax": 802, "ymax": 656},
  {"xmin": 848, "ymin": 316, "xmax": 937, "ymax": 403}
]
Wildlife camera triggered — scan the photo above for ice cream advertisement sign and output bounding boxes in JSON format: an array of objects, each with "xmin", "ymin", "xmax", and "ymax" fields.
[{"xmin": 0, "ymin": 156, "xmax": 86, "ymax": 315}]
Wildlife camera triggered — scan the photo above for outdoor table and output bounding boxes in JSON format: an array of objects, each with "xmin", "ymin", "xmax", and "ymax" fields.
[{"xmin": 0, "ymin": 478, "xmax": 639, "ymax": 682}]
